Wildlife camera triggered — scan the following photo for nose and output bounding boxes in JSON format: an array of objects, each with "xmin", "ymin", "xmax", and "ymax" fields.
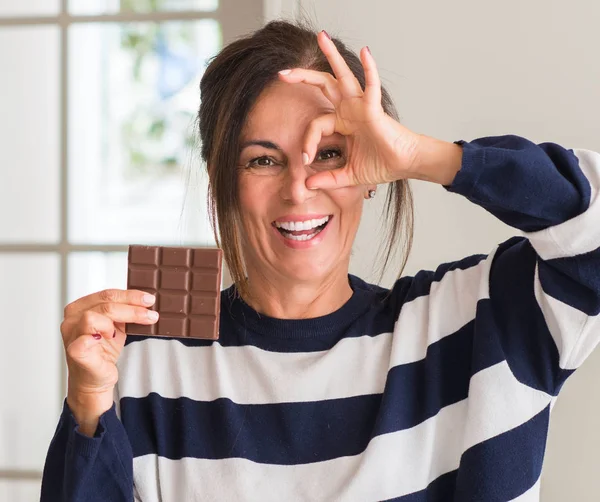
[{"xmin": 279, "ymin": 157, "xmax": 317, "ymax": 205}]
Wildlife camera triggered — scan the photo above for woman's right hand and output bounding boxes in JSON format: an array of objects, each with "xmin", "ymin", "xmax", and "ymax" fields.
[{"xmin": 61, "ymin": 289, "xmax": 158, "ymax": 430}]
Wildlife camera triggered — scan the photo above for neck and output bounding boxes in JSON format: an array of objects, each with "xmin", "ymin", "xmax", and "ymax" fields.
[{"xmin": 241, "ymin": 267, "xmax": 354, "ymax": 319}]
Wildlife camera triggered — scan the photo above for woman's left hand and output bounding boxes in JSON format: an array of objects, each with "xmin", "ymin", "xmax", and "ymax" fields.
[{"xmin": 277, "ymin": 30, "xmax": 421, "ymax": 190}]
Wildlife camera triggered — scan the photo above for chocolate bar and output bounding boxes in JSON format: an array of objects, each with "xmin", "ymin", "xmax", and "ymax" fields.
[{"xmin": 125, "ymin": 245, "xmax": 223, "ymax": 340}]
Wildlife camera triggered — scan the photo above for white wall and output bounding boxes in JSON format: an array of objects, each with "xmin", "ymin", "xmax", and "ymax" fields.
[{"xmin": 266, "ymin": 0, "xmax": 600, "ymax": 499}]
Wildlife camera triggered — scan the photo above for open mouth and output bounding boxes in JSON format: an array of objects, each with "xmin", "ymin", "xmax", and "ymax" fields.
[{"xmin": 273, "ymin": 215, "xmax": 332, "ymax": 242}]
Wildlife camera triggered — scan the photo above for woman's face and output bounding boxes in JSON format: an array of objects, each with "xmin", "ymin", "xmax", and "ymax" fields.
[{"xmin": 237, "ymin": 79, "xmax": 367, "ymax": 285}]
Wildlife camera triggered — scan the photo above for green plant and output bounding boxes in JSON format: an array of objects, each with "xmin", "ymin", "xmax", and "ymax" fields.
[{"xmin": 118, "ymin": 19, "xmax": 198, "ymax": 176}]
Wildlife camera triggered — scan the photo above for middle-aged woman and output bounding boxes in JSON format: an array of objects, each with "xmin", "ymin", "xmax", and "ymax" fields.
[{"xmin": 42, "ymin": 20, "xmax": 600, "ymax": 502}]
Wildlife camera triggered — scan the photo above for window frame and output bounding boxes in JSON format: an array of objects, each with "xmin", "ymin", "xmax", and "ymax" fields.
[{"xmin": 0, "ymin": 0, "xmax": 264, "ymax": 483}]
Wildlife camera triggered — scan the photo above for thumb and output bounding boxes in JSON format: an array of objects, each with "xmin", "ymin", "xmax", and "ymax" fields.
[{"xmin": 306, "ymin": 167, "xmax": 354, "ymax": 191}]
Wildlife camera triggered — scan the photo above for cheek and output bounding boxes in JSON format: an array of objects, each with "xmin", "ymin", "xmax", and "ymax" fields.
[
  {"xmin": 331, "ymin": 187, "xmax": 364, "ymax": 213},
  {"xmin": 238, "ymin": 175, "xmax": 276, "ymax": 236},
  {"xmin": 330, "ymin": 188, "xmax": 364, "ymax": 233},
  {"xmin": 239, "ymin": 173, "xmax": 279, "ymax": 202},
  {"xmin": 238, "ymin": 175, "xmax": 264, "ymax": 215}
]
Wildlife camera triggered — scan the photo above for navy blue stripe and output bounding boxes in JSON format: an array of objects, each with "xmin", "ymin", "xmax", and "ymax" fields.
[
  {"xmin": 446, "ymin": 136, "xmax": 590, "ymax": 232},
  {"xmin": 454, "ymin": 405, "xmax": 550, "ymax": 501},
  {"xmin": 539, "ymin": 246, "xmax": 600, "ymax": 316},
  {"xmin": 488, "ymin": 237, "xmax": 575, "ymax": 394},
  {"xmin": 121, "ymin": 392, "xmax": 381, "ymax": 464},
  {"xmin": 124, "ymin": 253, "xmax": 488, "ymax": 354},
  {"xmin": 381, "ymin": 470, "xmax": 457, "ymax": 501},
  {"xmin": 374, "ymin": 320, "xmax": 480, "ymax": 436}
]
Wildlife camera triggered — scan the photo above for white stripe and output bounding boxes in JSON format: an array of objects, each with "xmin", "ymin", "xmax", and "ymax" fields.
[
  {"xmin": 533, "ymin": 263, "xmax": 598, "ymax": 370},
  {"xmin": 390, "ymin": 258, "xmax": 489, "ymax": 366},
  {"xmin": 113, "ymin": 384, "xmax": 121, "ymax": 420},
  {"xmin": 460, "ymin": 361, "xmax": 551, "ymax": 452},
  {"xmin": 118, "ymin": 259, "xmax": 490, "ymax": 405},
  {"xmin": 528, "ymin": 148, "xmax": 600, "ymax": 260},
  {"xmin": 119, "ymin": 334, "xmax": 392, "ymax": 404},
  {"xmin": 130, "ymin": 362, "xmax": 551, "ymax": 502}
]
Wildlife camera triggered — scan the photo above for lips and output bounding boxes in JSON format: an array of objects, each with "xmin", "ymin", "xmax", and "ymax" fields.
[{"xmin": 272, "ymin": 216, "xmax": 333, "ymax": 251}]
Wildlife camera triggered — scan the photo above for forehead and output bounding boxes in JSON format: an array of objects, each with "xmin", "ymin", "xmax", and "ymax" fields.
[{"xmin": 241, "ymin": 80, "xmax": 334, "ymax": 139}]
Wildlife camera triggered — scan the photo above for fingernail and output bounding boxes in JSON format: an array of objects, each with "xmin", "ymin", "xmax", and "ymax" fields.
[
  {"xmin": 322, "ymin": 30, "xmax": 331, "ymax": 40},
  {"xmin": 366, "ymin": 46, "xmax": 371, "ymax": 55},
  {"xmin": 279, "ymin": 69, "xmax": 292, "ymax": 75},
  {"xmin": 142, "ymin": 294, "xmax": 156, "ymax": 306},
  {"xmin": 302, "ymin": 152, "xmax": 310, "ymax": 165},
  {"xmin": 148, "ymin": 310, "xmax": 159, "ymax": 322},
  {"xmin": 92, "ymin": 334, "xmax": 101, "ymax": 340}
]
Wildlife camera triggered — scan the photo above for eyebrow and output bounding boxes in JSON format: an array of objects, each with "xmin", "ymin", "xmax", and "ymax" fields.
[
  {"xmin": 240, "ymin": 132, "xmax": 344, "ymax": 153},
  {"xmin": 239, "ymin": 140, "xmax": 282, "ymax": 152}
]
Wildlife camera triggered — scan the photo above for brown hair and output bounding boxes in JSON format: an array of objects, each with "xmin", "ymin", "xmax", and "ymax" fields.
[{"xmin": 197, "ymin": 19, "xmax": 413, "ymax": 300}]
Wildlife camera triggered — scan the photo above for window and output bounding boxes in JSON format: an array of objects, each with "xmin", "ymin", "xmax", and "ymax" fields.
[{"xmin": 0, "ymin": 0, "xmax": 263, "ymax": 498}]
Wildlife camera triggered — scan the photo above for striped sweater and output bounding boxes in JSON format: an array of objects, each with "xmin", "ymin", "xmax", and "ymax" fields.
[{"xmin": 42, "ymin": 135, "xmax": 600, "ymax": 501}]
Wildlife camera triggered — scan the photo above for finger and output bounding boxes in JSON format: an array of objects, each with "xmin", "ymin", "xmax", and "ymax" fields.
[
  {"xmin": 360, "ymin": 46, "xmax": 382, "ymax": 108},
  {"xmin": 318, "ymin": 30, "xmax": 363, "ymax": 97},
  {"xmin": 278, "ymin": 69, "xmax": 342, "ymax": 107},
  {"xmin": 73, "ymin": 310, "xmax": 119, "ymax": 345},
  {"xmin": 89, "ymin": 302, "xmax": 159, "ymax": 326},
  {"xmin": 306, "ymin": 166, "xmax": 354, "ymax": 191},
  {"xmin": 111, "ymin": 322, "xmax": 128, "ymax": 352},
  {"xmin": 66, "ymin": 317, "xmax": 122, "ymax": 362},
  {"xmin": 64, "ymin": 288, "xmax": 156, "ymax": 319},
  {"xmin": 66, "ymin": 330, "xmax": 107, "ymax": 360},
  {"xmin": 302, "ymin": 113, "xmax": 337, "ymax": 165}
]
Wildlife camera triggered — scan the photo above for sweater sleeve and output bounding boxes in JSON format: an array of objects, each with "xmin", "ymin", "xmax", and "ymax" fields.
[
  {"xmin": 40, "ymin": 396, "xmax": 134, "ymax": 502},
  {"xmin": 443, "ymin": 134, "xmax": 600, "ymax": 395}
]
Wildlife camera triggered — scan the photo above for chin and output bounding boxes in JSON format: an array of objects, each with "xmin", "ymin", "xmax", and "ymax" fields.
[{"xmin": 279, "ymin": 261, "xmax": 334, "ymax": 284}]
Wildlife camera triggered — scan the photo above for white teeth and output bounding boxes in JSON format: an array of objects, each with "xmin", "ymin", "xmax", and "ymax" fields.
[
  {"xmin": 275, "ymin": 215, "xmax": 330, "ymax": 231},
  {"xmin": 279, "ymin": 227, "xmax": 324, "ymax": 241}
]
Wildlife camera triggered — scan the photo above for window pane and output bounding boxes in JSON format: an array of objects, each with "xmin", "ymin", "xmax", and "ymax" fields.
[
  {"xmin": 68, "ymin": 21, "xmax": 220, "ymax": 245},
  {"xmin": 0, "ymin": 254, "xmax": 61, "ymax": 470},
  {"xmin": 0, "ymin": 27, "xmax": 60, "ymax": 244},
  {"xmin": 68, "ymin": 252, "xmax": 128, "ymax": 303},
  {"xmin": 0, "ymin": 480, "xmax": 41, "ymax": 502},
  {"xmin": 0, "ymin": 0, "xmax": 59, "ymax": 17},
  {"xmin": 69, "ymin": 0, "xmax": 218, "ymax": 16}
]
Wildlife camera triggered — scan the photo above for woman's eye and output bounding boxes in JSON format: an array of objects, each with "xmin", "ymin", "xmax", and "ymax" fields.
[
  {"xmin": 247, "ymin": 156, "xmax": 277, "ymax": 168},
  {"xmin": 245, "ymin": 149, "xmax": 342, "ymax": 169},
  {"xmin": 316, "ymin": 148, "xmax": 342, "ymax": 161}
]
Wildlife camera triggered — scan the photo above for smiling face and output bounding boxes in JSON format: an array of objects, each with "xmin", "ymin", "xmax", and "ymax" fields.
[{"xmin": 237, "ymin": 80, "xmax": 367, "ymax": 286}]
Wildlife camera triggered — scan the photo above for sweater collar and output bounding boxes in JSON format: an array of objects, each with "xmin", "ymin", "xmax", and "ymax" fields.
[{"xmin": 222, "ymin": 274, "xmax": 377, "ymax": 339}]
